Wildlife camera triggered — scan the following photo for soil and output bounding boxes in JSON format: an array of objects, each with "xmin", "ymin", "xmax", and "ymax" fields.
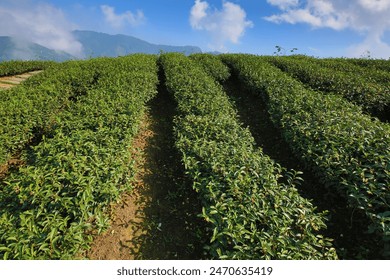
[
  {"xmin": 87, "ymin": 77, "xmax": 206, "ymax": 260},
  {"xmin": 223, "ymin": 74, "xmax": 382, "ymax": 259},
  {"xmin": 0, "ymin": 70, "xmax": 42, "ymax": 90}
]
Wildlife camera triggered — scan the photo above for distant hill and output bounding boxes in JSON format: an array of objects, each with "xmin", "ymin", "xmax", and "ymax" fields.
[
  {"xmin": 72, "ymin": 30, "xmax": 201, "ymax": 57},
  {"xmin": 0, "ymin": 36, "xmax": 76, "ymax": 62},
  {"xmin": 0, "ymin": 31, "xmax": 202, "ymax": 62}
]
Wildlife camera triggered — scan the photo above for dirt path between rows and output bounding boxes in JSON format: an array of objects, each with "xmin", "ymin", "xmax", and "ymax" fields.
[
  {"xmin": 87, "ymin": 81, "xmax": 205, "ymax": 260},
  {"xmin": 0, "ymin": 70, "xmax": 42, "ymax": 89}
]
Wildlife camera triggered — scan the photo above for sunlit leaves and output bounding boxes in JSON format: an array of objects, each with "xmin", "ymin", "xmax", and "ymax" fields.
[
  {"xmin": 223, "ymin": 54, "xmax": 390, "ymax": 257},
  {"xmin": 0, "ymin": 55, "xmax": 158, "ymax": 259},
  {"xmin": 161, "ymin": 53, "xmax": 337, "ymax": 260}
]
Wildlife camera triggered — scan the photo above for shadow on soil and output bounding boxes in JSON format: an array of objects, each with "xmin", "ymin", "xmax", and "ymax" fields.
[{"xmin": 127, "ymin": 73, "xmax": 207, "ymax": 260}]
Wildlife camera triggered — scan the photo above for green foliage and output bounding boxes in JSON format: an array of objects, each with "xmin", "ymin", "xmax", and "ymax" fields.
[
  {"xmin": 0, "ymin": 54, "xmax": 158, "ymax": 259},
  {"xmin": 0, "ymin": 60, "xmax": 55, "ymax": 77},
  {"xmin": 0, "ymin": 60, "xmax": 101, "ymax": 165},
  {"xmin": 2, "ymin": 52, "xmax": 387, "ymax": 260},
  {"xmin": 348, "ymin": 58, "xmax": 390, "ymax": 72},
  {"xmin": 189, "ymin": 53, "xmax": 231, "ymax": 82},
  {"xmin": 315, "ymin": 58, "xmax": 390, "ymax": 85},
  {"xmin": 273, "ymin": 46, "xmax": 298, "ymax": 55},
  {"xmin": 160, "ymin": 53, "xmax": 337, "ymax": 260},
  {"xmin": 223, "ymin": 54, "xmax": 390, "ymax": 257},
  {"xmin": 264, "ymin": 56, "xmax": 389, "ymax": 121}
]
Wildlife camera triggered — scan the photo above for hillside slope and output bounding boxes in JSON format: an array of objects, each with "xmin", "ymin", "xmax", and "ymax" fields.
[
  {"xmin": 72, "ymin": 30, "xmax": 202, "ymax": 57},
  {"xmin": 0, "ymin": 36, "xmax": 75, "ymax": 62}
]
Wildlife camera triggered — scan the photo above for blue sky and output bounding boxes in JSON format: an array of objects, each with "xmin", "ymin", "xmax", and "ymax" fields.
[{"xmin": 1, "ymin": 0, "xmax": 390, "ymax": 58}]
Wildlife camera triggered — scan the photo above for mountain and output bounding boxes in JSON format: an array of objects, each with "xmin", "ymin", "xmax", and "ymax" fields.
[
  {"xmin": 0, "ymin": 31, "xmax": 202, "ymax": 62},
  {"xmin": 72, "ymin": 30, "xmax": 202, "ymax": 57},
  {"xmin": 0, "ymin": 36, "xmax": 76, "ymax": 62}
]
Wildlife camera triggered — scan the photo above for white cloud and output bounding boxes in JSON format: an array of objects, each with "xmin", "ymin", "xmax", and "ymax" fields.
[
  {"xmin": 265, "ymin": 0, "xmax": 351, "ymax": 30},
  {"xmin": 348, "ymin": 33, "xmax": 390, "ymax": 58},
  {"xmin": 101, "ymin": 5, "xmax": 145, "ymax": 29},
  {"xmin": 190, "ymin": 0, "xmax": 209, "ymax": 29},
  {"xmin": 266, "ymin": 8, "xmax": 322, "ymax": 27},
  {"xmin": 267, "ymin": 0, "xmax": 299, "ymax": 10},
  {"xmin": 358, "ymin": 0, "xmax": 390, "ymax": 12},
  {"xmin": 265, "ymin": 0, "xmax": 390, "ymax": 58},
  {"xmin": 0, "ymin": 1, "xmax": 83, "ymax": 57},
  {"xmin": 190, "ymin": 0, "xmax": 253, "ymax": 51}
]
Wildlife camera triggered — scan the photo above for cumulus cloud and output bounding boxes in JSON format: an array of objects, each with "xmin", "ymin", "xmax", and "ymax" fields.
[
  {"xmin": 264, "ymin": 0, "xmax": 390, "ymax": 58},
  {"xmin": 0, "ymin": 1, "xmax": 83, "ymax": 57},
  {"xmin": 265, "ymin": 0, "xmax": 351, "ymax": 30},
  {"xmin": 190, "ymin": 0, "xmax": 253, "ymax": 51},
  {"xmin": 101, "ymin": 5, "xmax": 145, "ymax": 29}
]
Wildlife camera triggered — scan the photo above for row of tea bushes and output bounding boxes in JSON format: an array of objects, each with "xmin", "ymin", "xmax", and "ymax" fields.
[
  {"xmin": 160, "ymin": 53, "xmax": 337, "ymax": 260},
  {"xmin": 0, "ymin": 55, "xmax": 159, "ymax": 259},
  {"xmin": 223, "ymin": 54, "xmax": 390, "ymax": 258}
]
